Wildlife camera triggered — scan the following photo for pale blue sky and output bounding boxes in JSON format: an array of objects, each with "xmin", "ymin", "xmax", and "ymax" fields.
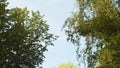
[{"xmin": 7, "ymin": 0, "xmax": 79, "ymax": 68}]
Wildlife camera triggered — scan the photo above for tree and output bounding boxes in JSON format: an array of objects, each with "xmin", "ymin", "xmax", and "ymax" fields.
[
  {"xmin": 53, "ymin": 62, "xmax": 76, "ymax": 68},
  {"xmin": 63, "ymin": 0, "xmax": 120, "ymax": 68},
  {"xmin": 0, "ymin": 1, "xmax": 57, "ymax": 68}
]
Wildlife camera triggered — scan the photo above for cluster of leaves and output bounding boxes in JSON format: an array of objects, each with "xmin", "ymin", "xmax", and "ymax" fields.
[
  {"xmin": 63, "ymin": 0, "xmax": 120, "ymax": 68},
  {"xmin": 0, "ymin": 0, "xmax": 57, "ymax": 68},
  {"xmin": 52, "ymin": 62, "xmax": 76, "ymax": 68}
]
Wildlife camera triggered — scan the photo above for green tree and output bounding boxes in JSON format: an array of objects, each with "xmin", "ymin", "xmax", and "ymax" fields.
[
  {"xmin": 53, "ymin": 62, "xmax": 76, "ymax": 68},
  {"xmin": 0, "ymin": 1, "xmax": 57, "ymax": 68},
  {"xmin": 63, "ymin": 0, "xmax": 120, "ymax": 68}
]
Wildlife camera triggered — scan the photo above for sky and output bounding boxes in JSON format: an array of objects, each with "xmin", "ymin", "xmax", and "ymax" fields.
[{"xmin": 7, "ymin": 0, "xmax": 79, "ymax": 68}]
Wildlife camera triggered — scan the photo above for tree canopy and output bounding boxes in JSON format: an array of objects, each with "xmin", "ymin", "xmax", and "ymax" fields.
[
  {"xmin": 63, "ymin": 0, "xmax": 120, "ymax": 68},
  {"xmin": 0, "ymin": 0, "xmax": 57, "ymax": 68}
]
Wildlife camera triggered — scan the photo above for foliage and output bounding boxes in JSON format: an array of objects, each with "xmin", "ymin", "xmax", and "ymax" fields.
[
  {"xmin": 53, "ymin": 62, "xmax": 76, "ymax": 68},
  {"xmin": 63, "ymin": 0, "xmax": 120, "ymax": 68},
  {"xmin": 0, "ymin": 1, "xmax": 57, "ymax": 68}
]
